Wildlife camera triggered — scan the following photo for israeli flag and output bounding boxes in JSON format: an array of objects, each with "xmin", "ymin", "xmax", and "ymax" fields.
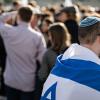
[{"xmin": 41, "ymin": 44, "xmax": 100, "ymax": 100}]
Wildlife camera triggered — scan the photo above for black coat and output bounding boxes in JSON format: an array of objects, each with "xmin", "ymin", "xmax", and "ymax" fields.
[
  {"xmin": 0, "ymin": 35, "xmax": 6, "ymax": 95},
  {"xmin": 0, "ymin": 35, "xmax": 6, "ymax": 72},
  {"xmin": 64, "ymin": 20, "xmax": 79, "ymax": 43}
]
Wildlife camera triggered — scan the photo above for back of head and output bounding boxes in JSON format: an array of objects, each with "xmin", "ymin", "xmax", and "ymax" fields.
[
  {"xmin": 60, "ymin": 6, "xmax": 77, "ymax": 21},
  {"xmin": 61, "ymin": 6, "xmax": 76, "ymax": 14},
  {"xmin": 48, "ymin": 22, "xmax": 71, "ymax": 52},
  {"xmin": 78, "ymin": 16, "xmax": 100, "ymax": 44},
  {"xmin": 18, "ymin": 6, "xmax": 33, "ymax": 23}
]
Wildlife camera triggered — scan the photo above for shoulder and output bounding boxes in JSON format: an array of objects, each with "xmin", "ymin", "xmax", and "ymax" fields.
[
  {"xmin": 29, "ymin": 27, "xmax": 43, "ymax": 38},
  {"xmin": 45, "ymin": 48, "xmax": 55, "ymax": 54},
  {"xmin": 0, "ymin": 23, "xmax": 12, "ymax": 30},
  {"xmin": 0, "ymin": 23, "xmax": 13, "ymax": 36},
  {"xmin": 44, "ymin": 48, "xmax": 57, "ymax": 59}
]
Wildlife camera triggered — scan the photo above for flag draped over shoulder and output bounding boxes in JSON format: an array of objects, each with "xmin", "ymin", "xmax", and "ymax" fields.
[{"xmin": 41, "ymin": 44, "xmax": 100, "ymax": 100}]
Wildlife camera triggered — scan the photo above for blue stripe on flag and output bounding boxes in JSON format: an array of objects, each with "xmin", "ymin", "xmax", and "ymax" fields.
[{"xmin": 51, "ymin": 55, "xmax": 100, "ymax": 91}]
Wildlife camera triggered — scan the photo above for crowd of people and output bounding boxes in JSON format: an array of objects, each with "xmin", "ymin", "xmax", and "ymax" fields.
[{"xmin": 0, "ymin": 0, "xmax": 100, "ymax": 100}]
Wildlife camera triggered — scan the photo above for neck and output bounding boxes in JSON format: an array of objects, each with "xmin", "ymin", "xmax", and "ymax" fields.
[
  {"xmin": 81, "ymin": 43, "xmax": 99, "ymax": 57},
  {"xmin": 17, "ymin": 20, "xmax": 30, "ymax": 26}
]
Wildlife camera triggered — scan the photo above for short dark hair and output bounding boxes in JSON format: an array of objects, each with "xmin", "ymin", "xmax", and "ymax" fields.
[
  {"xmin": 60, "ymin": 6, "xmax": 77, "ymax": 21},
  {"xmin": 18, "ymin": 6, "xmax": 33, "ymax": 22},
  {"xmin": 78, "ymin": 22, "xmax": 100, "ymax": 44}
]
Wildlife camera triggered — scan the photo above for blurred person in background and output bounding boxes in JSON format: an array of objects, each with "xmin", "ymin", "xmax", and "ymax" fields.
[
  {"xmin": 37, "ymin": 22, "xmax": 71, "ymax": 100},
  {"xmin": 0, "ymin": 2, "xmax": 4, "ymax": 15},
  {"xmin": 28, "ymin": 1, "xmax": 38, "ymax": 8},
  {"xmin": 57, "ymin": 6, "xmax": 79, "ymax": 43},
  {"xmin": 40, "ymin": 17, "xmax": 53, "ymax": 48},
  {"xmin": 0, "ymin": 2, "xmax": 6, "ymax": 97},
  {"xmin": 41, "ymin": 6, "xmax": 54, "ymax": 21},
  {"xmin": 30, "ymin": 10, "xmax": 41, "ymax": 32},
  {"xmin": 10, "ymin": 0, "xmax": 21, "ymax": 11},
  {"xmin": 77, "ymin": 4, "xmax": 100, "ymax": 20},
  {"xmin": 0, "ymin": 6, "xmax": 46, "ymax": 100},
  {"xmin": 28, "ymin": 2, "xmax": 42, "ymax": 32},
  {"xmin": 0, "ymin": 11, "xmax": 18, "ymax": 26},
  {"xmin": 38, "ymin": 22, "xmax": 71, "ymax": 82},
  {"xmin": 6, "ymin": 0, "xmax": 22, "ymax": 26}
]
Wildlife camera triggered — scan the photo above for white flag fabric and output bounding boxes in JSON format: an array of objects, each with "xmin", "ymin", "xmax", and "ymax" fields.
[{"xmin": 41, "ymin": 44, "xmax": 100, "ymax": 100}]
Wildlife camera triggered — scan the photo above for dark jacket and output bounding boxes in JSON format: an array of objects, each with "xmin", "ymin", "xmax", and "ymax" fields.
[
  {"xmin": 0, "ymin": 35, "xmax": 6, "ymax": 70},
  {"xmin": 0, "ymin": 35, "xmax": 6, "ymax": 95},
  {"xmin": 64, "ymin": 20, "xmax": 79, "ymax": 43}
]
